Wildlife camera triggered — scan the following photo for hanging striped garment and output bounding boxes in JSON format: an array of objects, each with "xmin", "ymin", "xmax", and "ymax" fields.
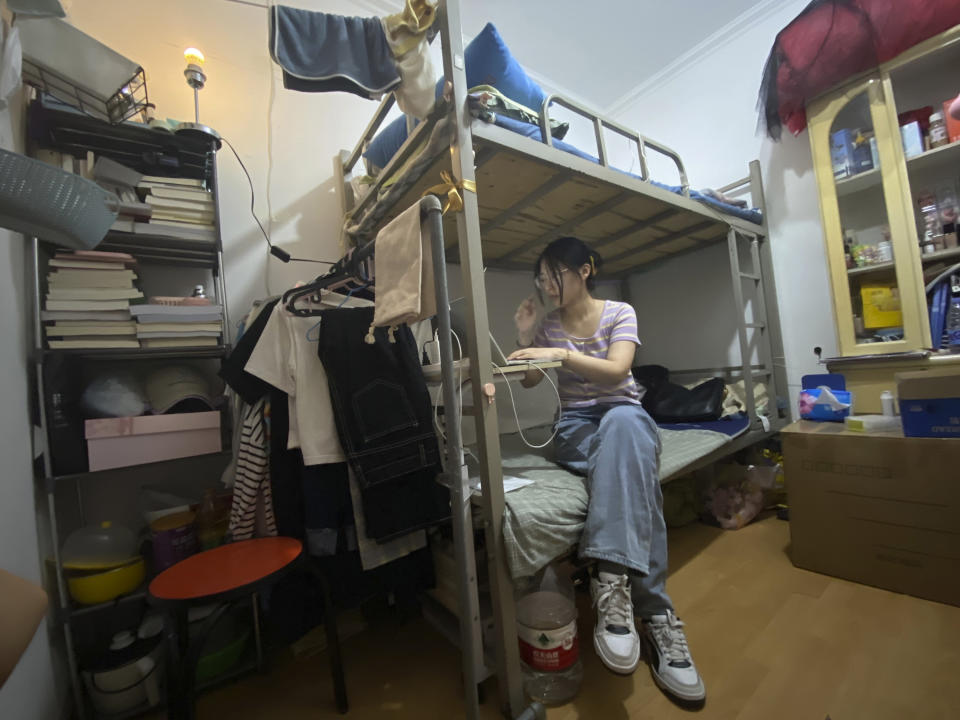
[{"xmin": 229, "ymin": 397, "xmax": 278, "ymax": 540}]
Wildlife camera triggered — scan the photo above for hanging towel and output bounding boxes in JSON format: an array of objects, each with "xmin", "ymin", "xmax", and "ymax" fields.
[
  {"xmin": 373, "ymin": 201, "xmax": 436, "ymax": 328},
  {"xmin": 383, "ymin": 0, "xmax": 437, "ymax": 56},
  {"xmin": 381, "ymin": 0, "xmax": 436, "ymax": 118},
  {"xmin": 269, "ymin": 5, "xmax": 400, "ymax": 99},
  {"xmin": 383, "ymin": 22, "xmax": 436, "ymax": 119}
]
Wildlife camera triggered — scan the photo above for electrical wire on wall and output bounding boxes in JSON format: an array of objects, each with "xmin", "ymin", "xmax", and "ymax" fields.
[{"xmin": 220, "ymin": 136, "xmax": 336, "ymax": 283}]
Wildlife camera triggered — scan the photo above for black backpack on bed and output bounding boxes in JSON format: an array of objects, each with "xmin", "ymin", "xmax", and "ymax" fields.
[{"xmin": 632, "ymin": 364, "xmax": 725, "ymax": 424}]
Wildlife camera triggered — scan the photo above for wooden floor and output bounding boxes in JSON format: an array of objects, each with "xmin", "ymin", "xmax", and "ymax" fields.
[{"xmin": 173, "ymin": 516, "xmax": 960, "ymax": 719}]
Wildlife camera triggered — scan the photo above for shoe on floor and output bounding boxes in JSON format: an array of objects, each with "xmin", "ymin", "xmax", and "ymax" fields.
[
  {"xmin": 590, "ymin": 571, "xmax": 640, "ymax": 674},
  {"xmin": 641, "ymin": 610, "xmax": 706, "ymax": 703}
]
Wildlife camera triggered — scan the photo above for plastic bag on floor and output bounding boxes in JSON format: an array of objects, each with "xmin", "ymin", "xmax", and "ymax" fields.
[{"xmin": 702, "ymin": 463, "xmax": 766, "ymax": 530}]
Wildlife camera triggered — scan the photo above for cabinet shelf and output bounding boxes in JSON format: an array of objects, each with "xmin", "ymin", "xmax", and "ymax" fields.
[
  {"xmin": 847, "ymin": 245, "xmax": 960, "ymax": 277},
  {"xmin": 39, "ymin": 346, "xmax": 229, "ymax": 360},
  {"xmin": 47, "ymin": 449, "xmax": 232, "ymax": 486},
  {"xmin": 836, "ymin": 141, "xmax": 960, "ymax": 198}
]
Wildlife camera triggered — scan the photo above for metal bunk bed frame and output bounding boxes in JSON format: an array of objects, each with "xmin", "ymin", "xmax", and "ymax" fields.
[{"xmin": 330, "ymin": 2, "xmax": 789, "ymax": 717}]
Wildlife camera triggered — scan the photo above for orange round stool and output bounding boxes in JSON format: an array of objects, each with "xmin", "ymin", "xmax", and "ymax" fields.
[{"xmin": 148, "ymin": 538, "xmax": 304, "ymax": 719}]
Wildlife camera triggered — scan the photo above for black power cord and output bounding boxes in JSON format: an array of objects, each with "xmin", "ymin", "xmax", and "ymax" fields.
[{"xmin": 221, "ymin": 136, "xmax": 335, "ymax": 265}]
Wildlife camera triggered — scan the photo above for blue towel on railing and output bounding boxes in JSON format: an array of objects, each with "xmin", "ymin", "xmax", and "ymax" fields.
[{"xmin": 269, "ymin": 5, "xmax": 401, "ymax": 99}]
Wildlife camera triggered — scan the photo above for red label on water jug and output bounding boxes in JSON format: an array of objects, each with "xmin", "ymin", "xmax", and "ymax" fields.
[{"xmin": 517, "ymin": 619, "xmax": 579, "ymax": 671}]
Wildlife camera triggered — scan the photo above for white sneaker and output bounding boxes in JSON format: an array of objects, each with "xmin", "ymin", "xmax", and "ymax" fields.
[
  {"xmin": 589, "ymin": 572, "xmax": 641, "ymax": 674},
  {"xmin": 641, "ymin": 611, "xmax": 705, "ymax": 703}
]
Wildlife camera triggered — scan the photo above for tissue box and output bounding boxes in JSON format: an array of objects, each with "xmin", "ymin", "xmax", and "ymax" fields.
[
  {"xmin": 897, "ymin": 368, "xmax": 960, "ymax": 438},
  {"xmin": 799, "ymin": 387, "xmax": 852, "ymax": 422}
]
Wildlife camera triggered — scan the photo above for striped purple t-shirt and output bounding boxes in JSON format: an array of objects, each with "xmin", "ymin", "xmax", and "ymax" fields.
[{"xmin": 534, "ymin": 300, "xmax": 644, "ymax": 407}]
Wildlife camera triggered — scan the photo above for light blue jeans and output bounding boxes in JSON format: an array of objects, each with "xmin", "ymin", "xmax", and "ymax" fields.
[{"xmin": 553, "ymin": 402, "xmax": 674, "ymax": 617}]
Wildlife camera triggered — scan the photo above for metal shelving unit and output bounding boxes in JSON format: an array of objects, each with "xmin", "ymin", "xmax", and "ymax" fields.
[{"xmin": 26, "ymin": 100, "xmax": 234, "ymax": 720}]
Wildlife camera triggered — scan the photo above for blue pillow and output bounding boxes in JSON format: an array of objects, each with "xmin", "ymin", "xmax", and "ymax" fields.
[{"xmin": 363, "ymin": 23, "xmax": 546, "ymax": 171}]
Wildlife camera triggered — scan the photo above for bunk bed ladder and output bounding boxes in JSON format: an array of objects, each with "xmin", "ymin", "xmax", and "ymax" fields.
[
  {"xmin": 438, "ymin": 1, "xmax": 529, "ymax": 718},
  {"xmin": 727, "ymin": 228, "xmax": 780, "ymax": 429}
]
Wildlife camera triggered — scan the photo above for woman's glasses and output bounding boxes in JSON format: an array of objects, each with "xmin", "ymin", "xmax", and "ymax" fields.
[{"xmin": 534, "ymin": 267, "xmax": 570, "ymax": 290}]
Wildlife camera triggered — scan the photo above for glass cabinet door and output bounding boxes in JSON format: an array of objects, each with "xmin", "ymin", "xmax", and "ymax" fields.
[
  {"xmin": 809, "ymin": 76, "xmax": 930, "ymax": 356},
  {"xmin": 884, "ymin": 34, "xmax": 960, "ymax": 351}
]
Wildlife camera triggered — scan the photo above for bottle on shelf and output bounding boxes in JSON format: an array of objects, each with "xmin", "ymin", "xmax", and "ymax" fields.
[
  {"xmin": 196, "ymin": 489, "xmax": 224, "ymax": 551},
  {"xmin": 917, "ymin": 190, "xmax": 941, "ymax": 254},
  {"xmin": 928, "ymin": 111, "xmax": 949, "ymax": 149},
  {"xmin": 515, "ymin": 564, "xmax": 583, "ymax": 704}
]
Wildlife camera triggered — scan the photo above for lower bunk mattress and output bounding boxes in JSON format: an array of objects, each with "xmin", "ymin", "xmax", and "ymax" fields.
[{"xmin": 496, "ymin": 413, "xmax": 750, "ymax": 579}]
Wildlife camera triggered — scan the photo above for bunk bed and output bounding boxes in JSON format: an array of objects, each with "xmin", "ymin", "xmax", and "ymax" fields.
[{"xmin": 329, "ymin": 2, "xmax": 789, "ymax": 717}]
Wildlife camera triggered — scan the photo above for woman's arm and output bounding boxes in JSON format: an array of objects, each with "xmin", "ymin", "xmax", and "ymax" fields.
[{"xmin": 507, "ymin": 340, "xmax": 636, "ymax": 386}]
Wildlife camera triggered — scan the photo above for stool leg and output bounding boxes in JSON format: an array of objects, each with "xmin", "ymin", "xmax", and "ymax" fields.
[
  {"xmin": 185, "ymin": 601, "xmax": 233, "ymax": 719},
  {"xmin": 252, "ymin": 592, "xmax": 264, "ymax": 671},
  {"xmin": 163, "ymin": 608, "xmax": 190, "ymax": 720},
  {"xmin": 317, "ymin": 570, "xmax": 348, "ymax": 714}
]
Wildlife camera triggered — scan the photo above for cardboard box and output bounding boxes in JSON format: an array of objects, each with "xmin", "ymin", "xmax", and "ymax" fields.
[
  {"xmin": 860, "ymin": 283, "xmax": 902, "ymax": 329},
  {"xmin": 783, "ymin": 421, "xmax": 960, "ymax": 606},
  {"xmin": 85, "ymin": 411, "xmax": 221, "ymax": 471},
  {"xmin": 830, "ymin": 128, "xmax": 855, "ymax": 179},
  {"xmin": 897, "ymin": 368, "xmax": 960, "ymax": 438}
]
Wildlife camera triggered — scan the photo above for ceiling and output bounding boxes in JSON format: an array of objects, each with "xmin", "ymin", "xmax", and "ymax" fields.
[{"xmin": 455, "ymin": 0, "xmax": 763, "ymax": 110}]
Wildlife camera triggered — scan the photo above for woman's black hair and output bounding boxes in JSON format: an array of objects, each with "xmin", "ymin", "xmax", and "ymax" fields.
[{"xmin": 533, "ymin": 236, "xmax": 603, "ymax": 304}]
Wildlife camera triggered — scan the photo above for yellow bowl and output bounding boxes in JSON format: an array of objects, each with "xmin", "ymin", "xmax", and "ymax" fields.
[{"xmin": 67, "ymin": 557, "xmax": 145, "ymax": 605}]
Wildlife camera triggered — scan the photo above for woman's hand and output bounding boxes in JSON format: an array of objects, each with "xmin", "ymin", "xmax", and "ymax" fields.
[
  {"xmin": 514, "ymin": 295, "xmax": 539, "ymax": 346},
  {"xmin": 507, "ymin": 347, "xmax": 568, "ymax": 363}
]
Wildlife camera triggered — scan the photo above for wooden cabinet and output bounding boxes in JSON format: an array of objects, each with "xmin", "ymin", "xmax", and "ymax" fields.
[{"xmin": 808, "ymin": 26, "xmax": 960, "ymax": 357}]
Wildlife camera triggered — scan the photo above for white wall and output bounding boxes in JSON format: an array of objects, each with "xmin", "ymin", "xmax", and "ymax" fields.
[
  {"xmin": 0, "ymin": 80, "xmax": 64, "ymax": 720},
  {"xmin": 605, "ymin": 0, "xmax": 838, "ymax": 413}
]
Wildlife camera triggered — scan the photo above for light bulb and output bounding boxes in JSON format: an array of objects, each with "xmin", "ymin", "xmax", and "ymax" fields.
[{"xmin": 184, "ymin": 47, "xmax": 205, "ymax": 67}]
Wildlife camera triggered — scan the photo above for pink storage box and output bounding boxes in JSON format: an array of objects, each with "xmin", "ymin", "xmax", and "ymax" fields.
[{"xmin": 85, "ymin": 412, "xmax": 221, "ymax": 471}]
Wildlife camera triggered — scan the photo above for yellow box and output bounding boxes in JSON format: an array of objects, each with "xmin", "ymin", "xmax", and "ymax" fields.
[{"xmin": 860, "ymin": 283, "xmax": 902, "ymax": 329}]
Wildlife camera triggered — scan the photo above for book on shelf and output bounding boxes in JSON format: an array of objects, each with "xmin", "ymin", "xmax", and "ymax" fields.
[
  {"xmin": 136, "ymin": 330, "xmax": 221, "ymax": 339},
  {"xmin": 131, "ymin": 304, "xmax": 222, "ymax": 319},
  {"xmin": 132, "ymin": 223, "xmax": 216, "ymax": 243},
  {"xmin": 45, "ymin": 299, "xmax": 132, "ymax": 311},
  {"xmin": 57, "ymin": 250, "xmax": 136, "ymax": 266},
  {"xmin": 136, "ymin": 313, "xmax": 222, "ymax": 324},
  {"xmin": 48, "ymin": 270, "xmax": 137, "ymax": 288},
  {"xmin": 48, "ymin": 338, "xmax": 141, "ymax": 349},
  {"xmin": 49, "ymin": 259, "xmax": 129, "ymax": 271},
  {"xmin": 140, "ymin": 337, "xmax": 219, "ymax": 348},
  {"xmin": 150, "ymin": 210, "xmax": 215, "ymax": 224},
  {"xmin": 132, "ymin": 322, "xmax": 222, "ymax": 333},
  {"xmin": 139, "ymin": 175, "xmax": 205, "ymax": 189},
  {"xmin": 46, "ymin": 324, "xmax": 138, "ymax": 337},
  {"xmin": 47, "ymin": 288, "xmax": 143, "ymax": 301},
  {"xmin": 146, "ymin": 186, "xmax": 213, "ymax": 203},
  {"xmin": 145, "ymin": 196, "xmax": 214, "ymax": 213},
  {"xmin": 41, "ymin": 310, "xmax": 132, "ymax": 322}
]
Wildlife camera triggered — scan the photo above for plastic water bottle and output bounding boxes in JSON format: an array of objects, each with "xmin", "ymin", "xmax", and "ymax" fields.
[{"xmin": 515, "ymin": 565, "xmax": 583, "ymax": 704}]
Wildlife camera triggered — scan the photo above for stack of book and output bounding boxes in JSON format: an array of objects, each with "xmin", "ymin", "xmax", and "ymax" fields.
[
  {"xmin": 131, "ymin": 304, "xmax": 223, "ymax": 349},
  {"xmin": 123, "ymin": 175, "xmax": 216, "ymax": 244},
  {"xmin": 43, "ymin": 251, "xmax": 143, "ymax": 349}
]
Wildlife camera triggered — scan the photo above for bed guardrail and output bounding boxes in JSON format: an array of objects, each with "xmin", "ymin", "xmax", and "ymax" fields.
[{"xmin": 538, "ymin": 93, "xmax": 691, "ymax": 196}]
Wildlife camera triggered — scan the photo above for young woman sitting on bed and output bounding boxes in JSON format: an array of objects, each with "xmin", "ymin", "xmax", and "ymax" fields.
[{"xmin": 508, "ymin": 236, "xmax": 704, "ymax": 704}]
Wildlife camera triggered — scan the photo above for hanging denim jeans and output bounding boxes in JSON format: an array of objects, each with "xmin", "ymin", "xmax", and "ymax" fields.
[{"xmin": 317, "ymin": 306, "xmax": 449, "ymax": 541}]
